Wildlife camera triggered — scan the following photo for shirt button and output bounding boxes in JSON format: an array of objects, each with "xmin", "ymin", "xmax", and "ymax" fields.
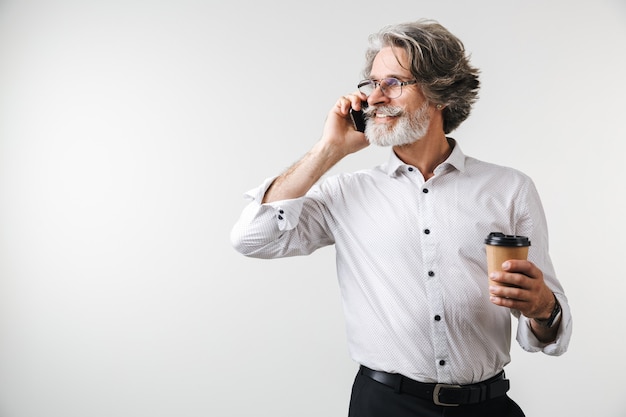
[
  {"xmin": 277, "ymin": 215, "xmax": 283, "ymax": 220},
  {"xmin": 422, "ymin": 188, "xmax": 429, "ymax": 193},
  {"xmin": 424, "ymin": 229, "xmax": 430, "ymax": 235},
  {"xmin": 279, "ymin": 209, "xmax": 284, "ymax": 214},
  {"xmin": 434, "ymin": 315, "xmax": 441, "ymax": 321},
  {"xmin": 428, "ymin": 271, "xmax": 435, "ymax": 277},
  {"xmin": 408, "ymin": 167, "xmax": 414, "ymax": 172},
  {"xmin": 439, "ymin": 360, "xmax": 446, "ymax": 366}
]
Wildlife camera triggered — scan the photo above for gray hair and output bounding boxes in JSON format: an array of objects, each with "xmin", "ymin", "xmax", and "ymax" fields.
[{"xmin": 363, "ymin": 19, "xmax": 480, "ymax": 134}]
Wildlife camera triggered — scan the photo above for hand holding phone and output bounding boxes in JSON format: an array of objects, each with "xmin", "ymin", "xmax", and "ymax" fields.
[{"xmin": 349, "ymin": 102, "xmax": 368, "ymax": 133}]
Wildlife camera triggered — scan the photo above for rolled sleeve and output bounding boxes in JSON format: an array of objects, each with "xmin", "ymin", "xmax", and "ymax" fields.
[
  {"xmin": 240, "ymin": 177, "xmax": 305, "ymax": 232},
  {"xmin": 231, "ymin": 177, "xmax": 330, "ymax": 258},
  {"xmin": 265, "ymin": 200, "xmax": 305, "ymax": 233},
  {"xmin": 515, "ymin": 292, "xmax": 572, "ymax": 355}
]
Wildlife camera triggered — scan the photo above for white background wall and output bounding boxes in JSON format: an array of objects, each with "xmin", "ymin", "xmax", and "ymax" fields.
[{"xmin": 1, "ymin": 1, "xmax": 625, "ymax": 416}]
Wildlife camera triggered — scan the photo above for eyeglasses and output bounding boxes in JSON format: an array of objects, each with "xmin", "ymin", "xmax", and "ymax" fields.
[{"xmin": 357, "ymin": 78, "xmax": 418, "ymax": 99}]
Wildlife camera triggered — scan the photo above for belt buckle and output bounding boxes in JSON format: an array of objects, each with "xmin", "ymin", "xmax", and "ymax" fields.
[{"xmin": 433, "ymin": 383, "xmax": 462, "ymax": 407}]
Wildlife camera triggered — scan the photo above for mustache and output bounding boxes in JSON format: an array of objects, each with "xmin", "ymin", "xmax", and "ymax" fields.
[{"xmin": 364, "ymin": 105, "xmax": 404, "ymax": 118}]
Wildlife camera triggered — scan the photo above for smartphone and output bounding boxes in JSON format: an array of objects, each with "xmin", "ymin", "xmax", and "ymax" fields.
[{"xmin": 349, "ymin": 102, "xmax": 368, "ymax": 133}]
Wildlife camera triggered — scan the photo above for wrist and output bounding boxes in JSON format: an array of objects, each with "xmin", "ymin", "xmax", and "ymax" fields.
[{"xmin": 533, "ymin": 293, "xmax": 562, "ymax": 328}]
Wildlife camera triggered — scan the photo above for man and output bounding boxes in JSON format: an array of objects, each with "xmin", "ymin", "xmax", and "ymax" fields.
[{"xmin": 230, "ymin": 19, "xmax": 571, "ymax": 417}]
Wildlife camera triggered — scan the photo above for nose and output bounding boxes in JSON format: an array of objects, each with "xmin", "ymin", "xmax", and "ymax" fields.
[{"xmin": 367, "ymin": 83, "xmax": 390, "ymax": 106}]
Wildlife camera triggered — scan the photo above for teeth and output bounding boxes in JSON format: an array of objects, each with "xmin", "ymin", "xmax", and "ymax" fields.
[{"xmin": 376, "ymin": 113, "xmax": 392, "ymax": 118}]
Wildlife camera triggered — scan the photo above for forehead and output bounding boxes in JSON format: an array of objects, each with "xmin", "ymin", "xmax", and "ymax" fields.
[{"xmin": 370, "ymin": 46, "xmax": 412, "ymax": 79}]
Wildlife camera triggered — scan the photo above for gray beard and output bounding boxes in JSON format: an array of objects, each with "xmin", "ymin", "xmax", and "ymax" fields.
[{"xmin": 364, "ymin": 101, "xmax": 431, "ymax": 147}]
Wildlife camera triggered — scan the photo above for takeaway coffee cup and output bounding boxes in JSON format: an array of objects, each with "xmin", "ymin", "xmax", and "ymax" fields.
[{"xmin": 485, "ymin": 232, "xmax": 531, "ymax": 286}]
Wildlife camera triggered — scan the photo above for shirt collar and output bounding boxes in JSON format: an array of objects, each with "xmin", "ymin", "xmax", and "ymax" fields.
[{"xmin": 384, "ymin": 137, "xmax": 467, "ymax": 177}]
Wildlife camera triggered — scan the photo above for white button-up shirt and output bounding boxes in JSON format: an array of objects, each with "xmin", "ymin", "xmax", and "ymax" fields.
[{"xmin": 231, "ymin": 139, "xmax": 572, "ymax": 385}]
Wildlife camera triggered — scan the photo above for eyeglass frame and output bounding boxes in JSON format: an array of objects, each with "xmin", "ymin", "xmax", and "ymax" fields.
[{"xmin": 357, "ymin": 77, "xmax": 419, "ymax": 99}]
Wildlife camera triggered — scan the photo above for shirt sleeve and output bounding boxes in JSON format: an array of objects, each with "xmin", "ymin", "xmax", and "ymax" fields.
[
  {"xmin": 514, "ymin": 292, "xmax": 572, "ymax": 355},
  {"xmin": 230, "ymin": 177, "xmax": 335, "ymax": 259},
  {"xmin": 513, "ymin": 178, "xmax": 573, "ymax": 355}
]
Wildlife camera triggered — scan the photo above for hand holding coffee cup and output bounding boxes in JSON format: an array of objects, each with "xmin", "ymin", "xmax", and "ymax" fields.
[{"xmin": 485, "ymin": 232, "xmax": 531, "ymax": 287}]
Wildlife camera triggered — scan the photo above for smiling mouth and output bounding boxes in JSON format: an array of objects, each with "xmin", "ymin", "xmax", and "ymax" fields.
[{"xmin": 365, "ymin": 106, "xmax": 403, "ymax": 120}]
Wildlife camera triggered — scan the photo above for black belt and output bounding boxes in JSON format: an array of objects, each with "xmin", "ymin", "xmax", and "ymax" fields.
[{"xmin": 359, "ymin": 366, "xmax": 510, "ymax": 407}]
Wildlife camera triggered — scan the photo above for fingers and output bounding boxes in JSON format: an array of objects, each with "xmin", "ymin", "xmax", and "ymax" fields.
[
  {"xmin": 336, "ymin": 93, "xmax": 368, "ymax": 114},
  {"xmin": 502, "ymin": 259, "xmax": 540, "ymax": 278},
  {"xmin": 322, "ymin": 93, "xmax": 370, "ymax": 154},
  {"xmin": 489, "ymin": 259, "xmax": 541, "ymax": 287},
  {"xmin": 489, "ymin": 281, "xmax": 540, "ymax": 316},
  {"xmin": 489, "ymin": 291, "xmax": 527, "ymax": 309},
  {"xmin": 488, "ymin": 259, "xmax": 555, "ymax": 318},
  {"xmin": 489, "ymin": 260, "xmax": 534, "ymax": 302},
  {"xmin": 489, "ymin": 283, "xmax": 554, "ymax": 318},
  {"xmin": 489, "ymin": 283, "xmax": 527, "ymax": 303}
]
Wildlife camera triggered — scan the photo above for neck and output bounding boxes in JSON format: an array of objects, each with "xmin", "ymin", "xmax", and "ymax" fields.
[{"xmin": 393, "ymin": 133, "xmax": 452, "ymax": 180}]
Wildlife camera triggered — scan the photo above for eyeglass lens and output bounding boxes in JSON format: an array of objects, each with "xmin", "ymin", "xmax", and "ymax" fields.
[{"xmin": 358, "ymin": 78, "xmax": 403, "ymax": 98}]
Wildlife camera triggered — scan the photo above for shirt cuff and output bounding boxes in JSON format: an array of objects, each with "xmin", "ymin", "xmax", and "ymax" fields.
[
  {"xmin": 515, "ymin": 293, "xmax": 572, "ymax": 356},
  {"xmin": 243, "ymin": 177, "xmax": 305, "ymax": 231}
]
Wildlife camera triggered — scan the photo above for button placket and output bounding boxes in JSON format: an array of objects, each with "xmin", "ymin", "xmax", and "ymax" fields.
[{"xmin": 420, "ymin": 182, "xmax": 452, "ymax": 382}]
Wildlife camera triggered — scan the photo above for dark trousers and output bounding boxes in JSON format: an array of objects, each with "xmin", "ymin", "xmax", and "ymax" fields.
[{"xmin": 348, "ymin": 369, "xmax": 526, "ymax": 417}]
